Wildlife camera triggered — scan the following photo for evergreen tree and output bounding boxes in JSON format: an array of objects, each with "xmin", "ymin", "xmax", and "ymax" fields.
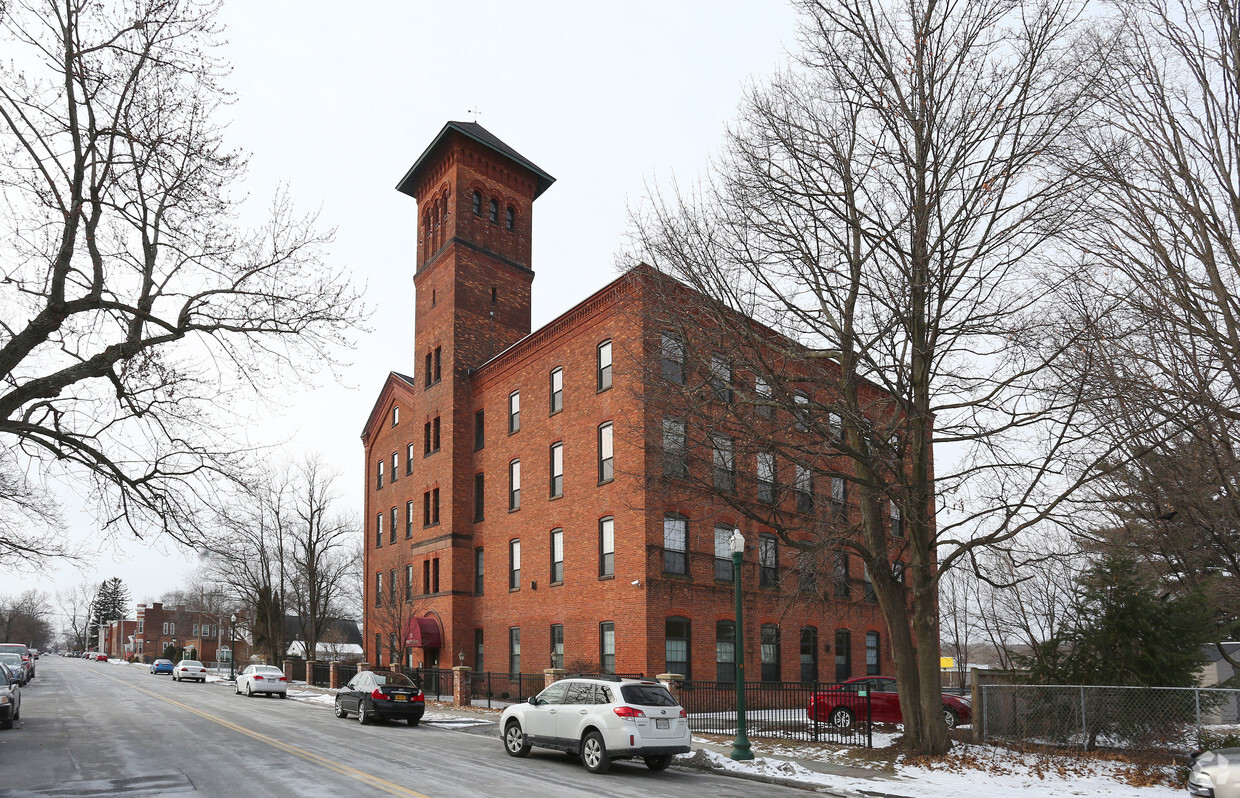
[{"xmin": 88, "ymin": 577, "xmax": 131, "ymax": 638}]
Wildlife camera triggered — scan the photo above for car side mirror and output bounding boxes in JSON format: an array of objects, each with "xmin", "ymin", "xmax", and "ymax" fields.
[{"xmin": 528, "ymin": 696, "xmax": 539, "ymax": 705}]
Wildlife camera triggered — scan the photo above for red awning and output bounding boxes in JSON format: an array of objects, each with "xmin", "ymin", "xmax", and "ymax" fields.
[{"xmin": 404, "ymin": 617, "xmax": 442, "ymax": 649}]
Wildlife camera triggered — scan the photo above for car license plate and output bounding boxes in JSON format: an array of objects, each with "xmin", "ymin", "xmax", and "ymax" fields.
[
  {"xmin": 656, "ymin": 718, "xmax": 669, "ymax": 729},
  {"xmin": 393, "ymin": 694, "xmax": 407, "ymax": 702}
]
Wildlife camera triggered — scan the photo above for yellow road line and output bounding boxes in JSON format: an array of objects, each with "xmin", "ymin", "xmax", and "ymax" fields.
[{"xmin": 104, "ymin": 672, "xmax": 432, "ymax": 798}]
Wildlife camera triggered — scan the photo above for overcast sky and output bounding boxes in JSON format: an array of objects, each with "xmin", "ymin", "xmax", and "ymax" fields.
[{"xmin": 8, "ymin": 0, "xmax": 801, "ymax": 612}]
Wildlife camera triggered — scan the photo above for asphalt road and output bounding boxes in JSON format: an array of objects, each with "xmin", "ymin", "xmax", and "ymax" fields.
[{"xmin": 0, "ymin": 656, "xmax": 806, "ymax": 797}]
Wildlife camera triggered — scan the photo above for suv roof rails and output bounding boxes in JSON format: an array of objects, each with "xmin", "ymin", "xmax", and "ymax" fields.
[{"xmin": 563, "ymin": 673, "xmax": 625, "ymax": 681}]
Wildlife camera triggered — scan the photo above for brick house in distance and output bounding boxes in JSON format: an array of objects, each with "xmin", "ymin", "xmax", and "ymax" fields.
[
  {"xmin": 133, "ymin": 602, "xmax": 236, "ymax": 662},
  {"xmin": 361, "ymin": 122, "xmax": 910, "ymax": 681}
]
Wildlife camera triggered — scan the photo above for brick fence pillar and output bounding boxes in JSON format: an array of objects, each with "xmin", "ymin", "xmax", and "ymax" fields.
[
  {"xmin": 329, "ymin": 661, "xmax": 340, "ymax": 690},
  {"xmin": 283, "ymin": 660, "xmax": 294, "ymax": 683},
  {"xmin": 656, "ymin": 673, "xmax": 685, "ymax": 705},
  {"xmin": 304, "ymin": 659, "xmax": 316, "ymax": 686},
  {"xmin": 358, "ymin": 661, "xmax": 370, "ymax": 672},
  {"xmin": 453, "ymin": 666, "xmax": 472, "ymax": 707},
  {"xmin": 544, "ymin": 668, "xmax": 567, "ymax": 689}
]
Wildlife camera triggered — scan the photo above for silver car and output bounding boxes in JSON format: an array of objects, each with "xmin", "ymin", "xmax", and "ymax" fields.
[
  {"xmin": 235, "ymin": 665, "xmax": 288, "ymax": 698},
  {"xmin": 1189, "ymin": 748, "xmax": 1240, "ymax": 798}
]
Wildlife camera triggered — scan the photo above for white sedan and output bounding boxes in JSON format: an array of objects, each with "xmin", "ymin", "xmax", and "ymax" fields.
[
  {"xmin": 171, "ymin": 660, "xmax": 208, "ymax": 682},
  {"xmin": 235, "ymin": 664, "xmax": 288, "ymax": 698}
]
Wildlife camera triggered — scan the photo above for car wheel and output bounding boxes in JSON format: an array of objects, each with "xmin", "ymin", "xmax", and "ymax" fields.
[
  {"xmin": 943, "ymin": 707, "xmax": 959, "ymax": 729},
  {"xmin": 358, "ymin": 702, "xmax": 371, "ymax": 725},
  {"xmin": 0, "ymin": 718, "xmax": 11, "ymax": 730},
  {"xmin": 278, "ymin": 693, "xmax": 287, "ymax": 699},
  {"xmin": 407, "ymin": 718, "xmax": 419, "ymax": 726},
  {"xmin": 334, "ymin": 698, "xmax": 347, "ymax": 718},
  {"xmin": 644, "ymin": 754, "xmax": 673, "ymax": 771},
  {"xmin": 503, "ymin": 721, "xmax": 531, "ymax": 757},
  {"xmin": 581, "ymin": 731, "xmax": 611, "ymax": 774},
  {"xmin": 245, "ymin": 684, "xmax": 253, "ymax": 697},
  {"xmin": 829, "ymin": 707, "xmax": 855, "ymax": 728}
]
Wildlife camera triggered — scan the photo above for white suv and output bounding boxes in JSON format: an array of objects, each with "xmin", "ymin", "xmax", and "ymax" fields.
[{"xmin": 500, "ymin": 677, "xmax": 691, "ymax": 774}]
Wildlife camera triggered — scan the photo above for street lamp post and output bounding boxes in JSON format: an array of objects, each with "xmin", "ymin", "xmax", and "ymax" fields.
[
  {"xmin": 729, "ymin": 529, "xmax": 753, "ymax": 761},
  {"xmin": 229, "ymin": 613, "xmax": 237, "ymax": 681}
]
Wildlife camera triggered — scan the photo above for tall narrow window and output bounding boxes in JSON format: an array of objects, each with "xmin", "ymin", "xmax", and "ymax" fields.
[
  {"xmin": 389, "ymin": 568, "xmax": 398, "ymax": 604},
  {"xmin": 835, "ymin": 629, "xmax": 852, "ymax": 681},
  {"xmin": 474, "ymin": 473, "xmax": 485, "ymax": 522},
  {"xmin": 758, "ymin": 451, "xmax": 776, "ymax": 503},
  {"xmin": 550, "ymin": 624, "xmax": 564, "ymax": 669},
  {"xmin": 666, "ymin": 617, "xmax": 690, "ymax": 679},
  {"xmin": 549, "ymin": 367, "xmax": 563, "ymax": 414},
  {"xmin": 663, "ymin": 514, "xmax": 688, "ymax": 575},
  {"xmin": 759, "ymin": 534, "xmax": 778, "ymax": 588},
  {"xmin": 432, "ymin": 558, "xmax": 440, "ymax": 593},
  {"xmin": 890, "ymin": 501, "xmax": 903, "ymax": 537},
  {"xmin": 864, "ymin": 564, "xmax": 877, "ymax": 603},
  {"xmin": 474, "ymin": 548, "xmax": 484, "ymax": 595},
  {"xmin": 509, "ymin": 539, "xmax": 521, "ymax": 590},
  {"xmin": 597, "ymin": 422, "xmax": 614, "ymax": 483},
  {"xmin": 489, "ymin": 198, "xmax": 499, "ymax": 223},
  {"xmin": 865, "ymin": 631, "xmax": 880, "ymax": 675},
  {"xmin": 709, "ymin": 354, "xmax": 732, "ymax": 402},
  {"xmin": 406, "ymin": 443, "xmax": 414, "ymax": 475},
  {"xmin": 509, "ymin": 627, "xmax": 520, "ymax": 674},
  {"xmin": 405, "ymin": 500, "xmax": 413, "ymax": 539},
  {"xmin": 472, "ymin": 191, "xmax": 482, "ymax": 215},
  {"xmin": 712, "ymin": 435, "xmax": 735, "ymax": 492},
  {"xmin": 375, "ymin": 512, "xmax": 383, "ymax": 548},
  {"xmin": 406, "ymin": 564, "xmax": 414, "ymax": 601},
  {"xmin": 391, "ymin": 452, "xmax": 398, "ymax": 482},
  {"xmin": 425, "ymin": 352, "xmax": 433, "ymax": 387},
  {"xmin": 832, "ymin": 477, "xmax": 847, "ymax": 522},
  {"xmin": 474, "ymin": 409, "xmax": 485, "ymax": 450},
  {"xmin": 424, "ymin": 421, "xmax": 433, "ymax": 456},
  {"xmin": 760, "ymin": 624, "xmax": 780, "ymax": 682},
  {"xmin": 598, "ymin": 516, "xmax": 614, "ymax": 577},
  {"xmin": 796, "ymin": 464, "xmax": 814, "ymax": 513},
  {"xmin": 800, "ymin": 627, "xmax": 818, "ymax": 683},
  {"xmin": 433, "ymin": 346, "xmax": 441, "ymax": 383},
  {"xmin": 794, "ymin": 392, "xmax": 810, "ymax": 432},
  {"xmin": 375, "ymin": 572, "xmax": 383, "ymax": 607},
  {"xmin": 508, "ymin": 391, "xmax": 520, "ymax": 434},
  {"xmin": 550, "ymin": 443, "xmax": 563, "ymax": 498},
  {"xmin": 797, "ymin": 549, "xmax": 819, "ymax": 593},
  {"xmin": 662, "ymin": 417, "xmax": 688, "ymax": 478},
  {"xmin": 432, "ymin": 416, "xmax": 440, "ymax": 452},
  {"xmin": 661, "ymin": 332, "xmax": 685, "ymax": 384},
  {"xmin": 431, "ymin": 488, "xmax": 439, "ymax": 525},
  {"xmin": 508, "ymin": 459, "xmax": 521, "ymax": 510},
  {"xmin": 597, "ymin": 340, "xmax": 612, "ymax": 391},
  {"xmin": 550, "ymin": 528, "xmax": 564, "ymax": 583},
  {"xmin": 714, "ymin": 525, "xmax": 735, "ymax": 582},
  {"xmin": 377, "ymin": 459, "xmax": 384, "ymax": 490},
  {"xmin": 375, "ymin": 633, "xmax": 383, "ymax": 665},
  {"xmin": 755, "ymin": 377, "xmax": 773, "ymax": 418},
  {"xmin": 599, "ymin": 622, "xmax": 616, "ymax": 674},
  {"xmin": 392, "ymin": 406, "xmax": 400, "ymax": 426},
  {"xmin": 505, "ymin": 205, "xmax": 515, "ymax": 230},
  {"xmin": 834, "ymin": 551, "xmax": 851, "ymax": 598},
  {"xmin": 475, "ymin": 628, "xmax": 484, "ymax": 673},
  {"xmin": 829, "ymin": 411, "xmax": 843, "ymax": 441},
  {"xmin": 716, "ymin": 621, "xmax": 736, "ymax": 683}
]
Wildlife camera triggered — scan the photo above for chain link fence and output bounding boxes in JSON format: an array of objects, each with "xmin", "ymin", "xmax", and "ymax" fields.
[{"xmin": 981, "ymin": 685, "xmax": 1240, "ymax": 754}]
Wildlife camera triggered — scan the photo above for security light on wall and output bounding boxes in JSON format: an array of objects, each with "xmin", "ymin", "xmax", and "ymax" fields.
[{"xmin": 631, "ymin": 580, "xmax": 641, "ymax": 586}]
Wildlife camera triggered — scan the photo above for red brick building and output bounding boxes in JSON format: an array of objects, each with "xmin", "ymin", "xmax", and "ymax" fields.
[
  {"xmin": 361, "ymin": 122, "xmax": 906, "ymax": 681},
  {"xmin": 133, "ymin": 602, "xmax": 237, "ymax": 662}
]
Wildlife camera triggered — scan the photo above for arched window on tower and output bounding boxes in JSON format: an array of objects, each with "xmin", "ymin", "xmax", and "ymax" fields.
[
  {"xmin": 489, "ymin": 198, "xmax": 499, "ymax": 223},
  {"xmin": 472, "ymin": 191, "xmax": 482, "ymax": 215},
  {"xmin": 505, "ymin": 205, "xmax": 515, "ymax": 230}
]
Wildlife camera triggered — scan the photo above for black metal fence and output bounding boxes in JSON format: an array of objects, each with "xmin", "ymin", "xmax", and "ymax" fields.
[
  {"xmin": 678, "ymin": 680, "xmax": 873, "ymax": 747},
  {"xmin": 469, "ymin": 672, "xmax": 546, "ymax": 708},
  {"xmin": 336, "ymin": 663, "xmax": 358, "ymax": 686},
  {"xmin": 399, "ymin": 667, "xmax": 453, "ymax": 700},
  {"xmin": 310, "ymin": 661, "xmax": 331, "ymax": 687}
]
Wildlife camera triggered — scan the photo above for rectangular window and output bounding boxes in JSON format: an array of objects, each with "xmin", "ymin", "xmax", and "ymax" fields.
[
  {"xmin": 406, "ymin": 443, "xmax": 414, "ymax": 475},
  {"xmin": 836, "ymin": 629, "xmax": 851, "ymax": 681},
  {"xmin": 508, "ymin": 391, "xmax": 520, "ymax": 434},
  {"xmin": 758, "ymin": 451, "xmax": 776, "ymax": 503},
  {"xmin": 716, "ymin": 620, "xmax": 736, "ymax": 683},
  {"xmin": 550, "ymin": 443, "xmax": 563, "ymax": 498},
  {"xmin": 890, "ymin": 502, "xmax": 903, "ymax": 537},
  {"xmin": 599, "ymin": 622, "xmax": 615, "ymax": 674},
  {"xmin": 796, "ymin": 464, "xmax": 814, "ymax": 513},
  {"xmin": 709, "ymin": 353, "xmax": 732, "ymax": 403},
  {"xmin": 406, "ymin": 564, "xmax": 413, "ymax": 601},
  {"xmin": 800, "ymin": 627, "xmax": 818, "ymax": 683},
  {"xmin": 432, "ymin": 558, "xmax": 440, "ymax": 593},
  {"xmin": 712, "ymin": 435, "xmax": 735, "ymax": 492},
  {"xmin": 866, "ymin": 631, "xmax": 880, "ymax": 675},
  {"xmin": 714, "ymin": 525, "xmax": 734, "ymax": 582},
  {"xmin": 598, "ymin": 422, "xmax": 614, "ymax": 483},
  {"xmin": 761, "ymin": 624, "xmax": 780, "ymax": 681},
  {"xmin": 597, "ymin": 340, "xmax": 612, "ymax": 391},
  {"xmin": 406, "ymin": 500, "xmax": 414, "ymax": 538},
  {"xmin": 794, "ymin": 392, "xmax": 810, "ymax": 432},
  {"xmin": 662, "ymin": 417, "xmax": 687, "ymax": 478},
  {"xmin": 424, "ymin": 490, "xmax": 440, "ymax": 526},
  {"xmin": 169, "ymin": 622, "xmax": 175, "ymax": 635},
  {"xmin": 433, "ymin": 346, "xmax": 441, "ymax": 383},
  {"xmin": 431, "ymin": 488, "xmax": 439, "ymax": 525},
  {"xmin": 375, "ymin": 512, "xmax": 383, "ymax": 548},
  {"xmin": 389, "ymin": 568, "xmax": 397, "ymax": 604},
  {"xmin": 162, "ymin": 622, "xmax": 168, "ymax": 635},
  {"xmin": 509, "ymin": 627, "xmax": 521, "ymax": 674},
  {"xmin": 423, "ymin": 560, "xmax": 431, "ymax": 594},
  {"xmin": 137, "ymin": 620, "xmax": 143, "ymax": 633},
  {"xmin": 393, "ymin": 406, "xmax": 399, "ymax": 426},
  {"xmin": 474, "ymin": 473, "xmax": 485, "ymax": 522},
  {"xmin": 550, "ymin": 528, "xmax": 564, "ymax": 584},
  {"xmin": 509, "ymin": 459, "xmax": 521, "ymax": 511},
  {"xmin": 189, "ymin": 622, "xmax": 198, "ymax": 637},
  {"xmin": 376, "ymin": 459, "xmax": 384, "ymax": 489},
  {"xmin": 375, "ymin": 572, "xmax": 383, "ymax": 607},
  {"xmin": 759, "ymin": 534, "xmax": 778, "ymax": 588},
  {"xmin": 425, "ymin": 351, "xmax": 432, "ymax": 387},
  {"xmin": 424, "ymin": 421, "xmax": 432, "ymax": 455},
  {"xmin": 474, "ymin": 548, "xmax": 484, "ymax": 595},
  {"xmin": 599, "ymin": 516, "xmax": 614, "ymax": 577},
  {"xmin": 474, "ymin": 628, "xmax": 484, "ymax": 674},
  {"xmin": 550, "ymin": 624, "xmax": 564, "ymax": 670},
  {"xmin": 798, "ymin": 549, "xmax": 819, "ymax": 593},
  {"xmin": 665, "ymin": 617, "xmax": 690, "ymax": 679},
  {"xmin": 829, "ymin": 411, "xmax": 843, "ymax": 441},
  {"xmin": 834, "ymin": 551, "xmax": 851, "ymax": 598},
  {"xmin": 663, "ymin": 514, "xmax": 688, "ymax": 575},
  {"xmin": 391, "ymin": 451, "xmax": 398, "ymax": 482},
  {"xmin": 550, "ymin": 367, "xmax": 563, "ymax": 414},
  {"xmin": 756, "ymin": 376, "xmax": 773, "ymax": 418},
  {"xmin": 661, "ymin": 333, "xmax": 685, "ymax": 384},
  {"xmin": 509, "ymin": 539, "xmax": 521, "ymax": 590},
  {"xmin": 474, "ymin": 409, "xmax": 485, "ymax": 450},
  {"xmin": 390, "ymin": 506, "xmax": 397, "ymax": 544},
  {"xmin": 433, "ymin": 416, "xmax": 440, "ymax": 452},
  {"xmin": 375, "ymin": 633, "xmax": 383, "ymax": 666},
  {"xmin": 864, "ymin": 564, "xmax": 877, "ymax": 603},
  {"xmin": 832, "ymin": 477, "xmax": 847, "ymax": 522}
]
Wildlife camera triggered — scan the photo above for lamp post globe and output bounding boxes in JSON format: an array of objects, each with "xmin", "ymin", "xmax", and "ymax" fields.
[{"xmin": 729, "ymin": 529, "xmax": 753, "ymax": 761}]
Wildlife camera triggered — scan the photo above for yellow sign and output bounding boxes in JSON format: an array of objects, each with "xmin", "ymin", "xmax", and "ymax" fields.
[{"xmin": 940, "ymin": 657, "xmax": 956, "ymax": 669}]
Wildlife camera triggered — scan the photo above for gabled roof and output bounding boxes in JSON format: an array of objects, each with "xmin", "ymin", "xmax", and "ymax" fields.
[
  {"xmin": 395, "ymin": 121, "xmax": 555, "ymax": 199},
  {"xmin": 360, "ymin": 371, "xmax": 419, "ymax": 444}
]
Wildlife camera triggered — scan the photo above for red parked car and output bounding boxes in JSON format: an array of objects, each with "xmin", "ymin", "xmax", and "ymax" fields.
[{"xmin": 808, "ymin": 676, "xmax": 972, "ymax": 729}]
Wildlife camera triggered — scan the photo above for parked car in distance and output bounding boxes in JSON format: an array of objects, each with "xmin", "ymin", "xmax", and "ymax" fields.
[
  {"xmin": 1189, "ymin": 747, "xmax": 1240, "ymax": 798},
  {"xmin": 0, "ymin": 644, "xmax": 34, "ymax": 679},
  {"xmin": 0, "ymin": 662, "xmax": 21, "ymax": 730},
  {"xmin": 501, "ymin": 676, "xmax": 691, "ymax": 774},
  {"xmin": 808, "ymin": 676, "xmax": 972, "ymax": 730},
  {"xmin": 0, "ymin": 653, "xmax": 30, "ymax": 686},
  {"xmin": 235, "ymin": 665, "xmax": 288, "ymax": 698},
  {"xmin": 334, "ymin": 670, "xmax": 424, "ymax": 726},
  {"xmin": 149, "ymin": 659, "xmax": 174, "ymax": 675},
  {"xmin": 172, "ymin": 660, "xmax": 208, "ymax": 682},
  {"xmin": 94, "ymin": 652, "xmax": 109, "ymax": 662}
]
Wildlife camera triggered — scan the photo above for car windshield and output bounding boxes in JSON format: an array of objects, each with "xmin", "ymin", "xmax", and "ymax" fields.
[
  {"xmin": 620, "ymin": 684, "xmax": 678, "ymax": 707},
  {"xmin": 371, "ymin": 671, "xmax": 414, "ymax": 687},
  {"xmin": 180, "ymin": 661, "xmax": 203, "ymax": 668}
]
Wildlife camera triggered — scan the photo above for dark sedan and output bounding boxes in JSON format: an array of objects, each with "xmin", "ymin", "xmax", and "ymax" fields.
[
  {"xmin": 0, "ymin": 662, "xmax": 21, "ymax": 729},
  {"xmin": 334, "ymin": 670, "xmax": 425, "ymax": 726},
  {"xmin": 808, "ymin": 676, "xmax": 972, "ymax": 729}
]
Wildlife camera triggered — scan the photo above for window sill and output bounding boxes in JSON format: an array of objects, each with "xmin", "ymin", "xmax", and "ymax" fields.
[
  {"xmin": 509, "ymin": 587, "xmax": 520, "ymax": 593},
  {"xmin": 550, "ymin": 408, "xmax": 562, "ymax": 417},
  {"xmin": 424, "ymin": 450, "xmax": 440, "ymax": 458},
  {"xmin": 598, "ymin": 574, "xmax": 614, "ymax": 581},
  {"xmin": 550, "ymin": 581, "xmax": 563, "ymax": 588},
  {"xmin": 508, "ymin": 507, "xmax": 520, "ymax": 513},
  {"xmin": 422, "ymin": 522, "xmax": 440, "ymax": 530},
  {"xmin": 508, "ymin": 429, "xmax": 520, "ymax": 436},
  {"xmin": 597, "ymin": 478, "xmax": 614, "ymax": 487},
  {"xmin": 596, "ymin": 385, "xmax": 612, "ymax": 394},
  {"xmin": 662, "ymin": 571, "xmax": 691, "ymax": 580},
  {"xmin": 549, "ymin": 494, "xmax": 563, "ymax": 501}
]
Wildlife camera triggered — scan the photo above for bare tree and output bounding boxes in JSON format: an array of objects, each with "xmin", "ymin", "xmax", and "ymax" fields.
[
  {"xmin": 0, "ymin": 0, "xmax": 366, "ymax": 568},
  {"xmin": 630, "ymin": 0, "xmax": 1110, "ymax": 754},
  {"xmin": 0, "ymin": 590, "xmax": 54, "ymax": 648},
  {"xmin": 56, "ymin": 580, "xmax": 99, "ymax": 652}
]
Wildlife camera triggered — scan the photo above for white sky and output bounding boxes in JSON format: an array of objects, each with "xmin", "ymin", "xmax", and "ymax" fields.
[{"xmin": 7, "ymin": 1, "xmax": 800, "ymax": 613}]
